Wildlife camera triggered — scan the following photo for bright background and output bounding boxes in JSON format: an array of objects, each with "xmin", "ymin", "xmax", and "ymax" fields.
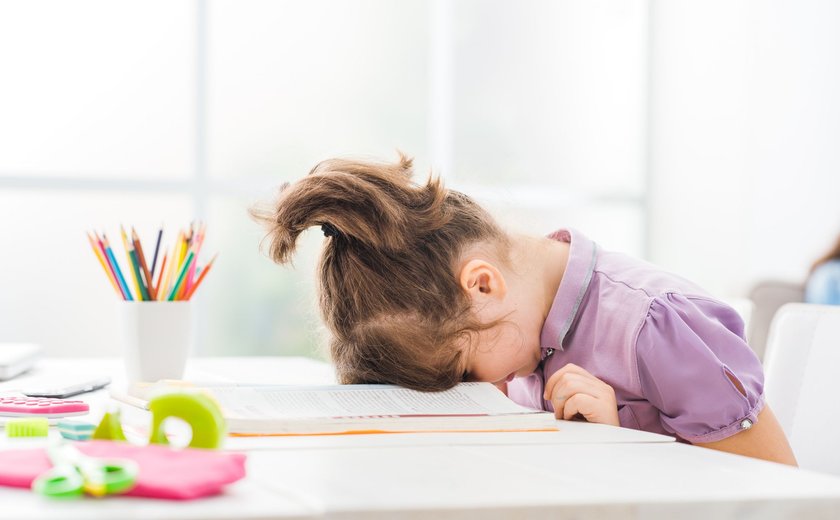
[{"xmin": 0, "ymin": 0, "xmax": 837, "ymax": 358}]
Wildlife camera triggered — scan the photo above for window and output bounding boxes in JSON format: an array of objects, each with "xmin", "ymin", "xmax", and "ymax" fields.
[{"xmin": 0, "ymin": 0, "xmax": 648, "ymax": 358}]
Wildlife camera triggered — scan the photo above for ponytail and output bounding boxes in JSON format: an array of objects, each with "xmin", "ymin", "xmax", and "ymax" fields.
[{"xmin": 251, "ymin": 153, "xmax": 508, "ymax": 391}]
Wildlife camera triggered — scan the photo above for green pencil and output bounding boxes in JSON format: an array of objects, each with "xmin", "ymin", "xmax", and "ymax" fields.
[
  {"xmin": 167, "ymin": 251, "xmax": 195, "ymax": 301},
  {"xmin": 129, "ymin": 248, "xmax": 151, "ymax": 301}
]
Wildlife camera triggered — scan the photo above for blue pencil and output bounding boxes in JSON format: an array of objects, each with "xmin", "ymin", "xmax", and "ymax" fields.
[{"xmin": 102, "ymin": 234, "xmax": 133, "ymax": 301}]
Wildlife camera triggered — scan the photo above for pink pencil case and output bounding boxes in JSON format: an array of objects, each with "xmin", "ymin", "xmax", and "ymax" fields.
[{"xmin": 0, "ymin": 440, "xmax": 247, "ymax": 500}]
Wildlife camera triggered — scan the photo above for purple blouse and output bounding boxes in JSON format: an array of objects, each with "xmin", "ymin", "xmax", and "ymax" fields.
[{"xmin": 507, "ymin": 229, "xmax": 765, "ymax": 443}]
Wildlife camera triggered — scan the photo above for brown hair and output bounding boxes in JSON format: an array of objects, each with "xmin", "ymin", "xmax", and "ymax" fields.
[
  {"xmin": 811, "ymin": 232, "xmax": 840, "ymax": 273},
  {"xmin": 250, "ymin": 153, "xmax": 509, "ymax": 391}
]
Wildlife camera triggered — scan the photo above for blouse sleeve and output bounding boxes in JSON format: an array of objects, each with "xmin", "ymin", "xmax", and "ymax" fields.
[
  {"xmin": 506, "ymin": 373, "xmax": 546, "ymax": 412},
  {"xmin": 635, "ymin": 293, "xmax": 765, "ymax": 443}
]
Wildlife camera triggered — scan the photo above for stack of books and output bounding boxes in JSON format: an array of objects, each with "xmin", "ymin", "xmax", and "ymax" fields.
[{"xmin": 113, "ymin": 381, "xmax": 558, "ymax": 436}]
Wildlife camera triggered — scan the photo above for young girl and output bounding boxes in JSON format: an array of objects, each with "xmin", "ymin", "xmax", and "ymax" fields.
[
  {"xmin": 252, "ymin": 154, "xmax": 797, "ymax": 466},
  {"xmin": 806, "ymin": 232, "xmax": 840, "ymax": 305}
]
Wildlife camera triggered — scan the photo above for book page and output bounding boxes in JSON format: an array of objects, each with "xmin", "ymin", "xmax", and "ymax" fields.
[{"xmin": 208, "ymin": 383, "xmax": 537, "ymax": 419}]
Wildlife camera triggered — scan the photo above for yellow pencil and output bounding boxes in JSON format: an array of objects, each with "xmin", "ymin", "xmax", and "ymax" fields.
[
  {"xmin": 86, "ymin": 231, "xmax": 121, "ymax": 296},
  {"xmin": 120, "ymin": 225, "xmax": 144, "ymax": 301},
  {"xmin": 178, "ymin": 229, "xmax": 188, "ymax": 269},
  {"xmin": 159, "ymin": 231, "xmax": 183, "ymax": 300}
]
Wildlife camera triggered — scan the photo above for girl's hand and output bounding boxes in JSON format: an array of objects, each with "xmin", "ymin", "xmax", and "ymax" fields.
[{"xmin": 543, "ymin": 363, "xmax": 620, "ymax": 426}]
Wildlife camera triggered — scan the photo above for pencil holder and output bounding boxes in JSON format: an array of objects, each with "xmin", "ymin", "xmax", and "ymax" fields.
[{"xmin": 120, "ymin": 301, "xmax": 193, "ymax": 383}]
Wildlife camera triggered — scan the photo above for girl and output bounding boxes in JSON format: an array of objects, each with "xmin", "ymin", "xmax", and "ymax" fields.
[
  {"xmin": 252, "ymin": 154, "xmax": 797, "ymax": 466},
  {"xmin": 806, "ymin": 232, "xmax": 840, "ymax": 305}
]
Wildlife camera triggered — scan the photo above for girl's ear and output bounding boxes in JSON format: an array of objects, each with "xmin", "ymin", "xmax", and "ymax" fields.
[{"xmin": 458, "ymin": 259, "xmax": 507, "ymax": 302}]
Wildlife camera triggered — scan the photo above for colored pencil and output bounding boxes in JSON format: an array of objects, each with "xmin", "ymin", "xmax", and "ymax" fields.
[
  {"xmin": 120, "ymin": 225, "xmax": 144, "ymax": 300},
  {"xmin": 132, "ymin": 227, "xmax": 156, "ymax": 300},
  {"xmin": 184, "ymin": 253, "xmax": 217, "ymax": 300},
  {"xmin": 154, "ymin": 252, "xmax": 168, "ymax": 296},
  {"xmin": 184, "ymin": 222, "xmax": 206, "ymax": 293},
  {"xmin": 161, "ymin": 231, "xmax": 184, "ymax": 300},
  {"xmin": 176, "ymin": 255, "xmax": 191, "ymax": 300},
  {"xmin": 86, "ymin": 232, "xmax": 121, "ymax": 296},
  {"xmin": 87, "ymin": 222, "xmax": 215, "ymax": 302},
  {"xmin": 128, "ymin": 247, "xmax": 150, "ymax": 301},
  {"xmin": 97, "ymin": 233, "xmax": 128, "ymax": 300},
  {"xmin": 167, "ymin": 251, "xmax": 195, "ymax": 301},
  {"xmin": 158, "ymin": 232, "xmax": 179, "ymax": 300},
  {"xmin": 177, "ymin": 230, "xmax": 188, "ymax": 271},
  {"xmin": 185, "ymin": 222, "xmax": 194, "ymax": 249},
  {"xmin": 149, "ymin": 227, "xmax": 163, "ymax": 278},
  {"xmin": 103, "ymin": 234, "xmax": 133, "ymax": 301}
]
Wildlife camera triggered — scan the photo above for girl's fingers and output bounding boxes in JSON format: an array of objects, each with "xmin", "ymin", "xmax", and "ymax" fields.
[
  {"xmin": 544, "ymin": 363, "xmax": 594, "ymax": 400},
  {"xmin": 563, "ymin": 393, "xmax": 620, "ymax": 426},
  {"xmin": 545, "ymin": 364, "xmax": 610, "ymax": 401},
  {"xmin": 562, "ymin": 393, "xmax": 601, "ymax": 421},
  {"xmin": 542, "ymin": 363, "xmax": 620, "ymax": 425},
  {"xmin": 546, "ymin": 374, "xmax": 606, "ymax": 418}
]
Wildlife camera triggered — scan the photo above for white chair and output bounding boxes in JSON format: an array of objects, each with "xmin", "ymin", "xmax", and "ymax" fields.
[
  {"xmin": 763, "ymin": 303, "xmax": 840, "ymax": 475},
  {"xmin": 748, "ymin": 280, "xmax": 805, "ymax": 361},
  {"xmin": 722, "ymin": 296, "xmax": 754, "ymax": 343}
]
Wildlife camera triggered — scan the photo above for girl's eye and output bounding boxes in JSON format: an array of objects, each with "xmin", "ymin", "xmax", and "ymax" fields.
[{"xmin": 462, "ymin": 371, "xmax": 470, "ymax": 382}]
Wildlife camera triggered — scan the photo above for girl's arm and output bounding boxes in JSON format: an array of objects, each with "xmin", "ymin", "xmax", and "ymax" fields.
[{"xmin": 693, "ymin": 405, "xmax": 798, "ymax": 466}]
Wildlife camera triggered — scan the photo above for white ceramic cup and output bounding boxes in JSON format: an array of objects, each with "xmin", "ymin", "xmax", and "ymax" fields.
[{"xmin": 120, "ymin": 301, "xmax": 193, "ymax": 383}]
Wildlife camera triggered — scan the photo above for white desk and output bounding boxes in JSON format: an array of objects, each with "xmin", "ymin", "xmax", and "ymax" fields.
[{"xmin": 2, "ymin": 357, "xmax": 840, "ymax": 519}]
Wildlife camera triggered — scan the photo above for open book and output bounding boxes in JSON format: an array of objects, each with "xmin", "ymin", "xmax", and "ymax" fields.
[{"xmin": 114, "ymin": 382, "xmax": 558, "ymax": 436}]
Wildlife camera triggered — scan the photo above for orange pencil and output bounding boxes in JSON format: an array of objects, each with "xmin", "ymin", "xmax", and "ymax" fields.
[
  {"xmin": 86, "ymin": 231, "xmax": 121, "ymax": 296},
  {"xmin": 154, "ymin": 252, "xmax": 168, "ymax": 296},
  {"xmin": 132, "ymin": 228, "xmax": 156, "ymax": 300},
  {"xmin": 184, "ymin": 254, "xmax": 217, "ymax": 300}
]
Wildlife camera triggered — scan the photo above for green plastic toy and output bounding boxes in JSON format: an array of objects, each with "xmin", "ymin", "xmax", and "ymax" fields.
[{"xmin": 92, "ymin": 411, "xmax": 127, "ymax": 441}]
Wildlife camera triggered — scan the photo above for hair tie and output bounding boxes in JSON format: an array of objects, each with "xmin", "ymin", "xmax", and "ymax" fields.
[{"xmin": 321, "ymin": 223, "xmax": 339, "ymax": 238}]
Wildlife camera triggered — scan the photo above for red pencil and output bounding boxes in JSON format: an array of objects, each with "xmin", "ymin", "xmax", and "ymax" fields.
[{"xmin": 154, "ymin": 252, "xmax": 169, "ymax": 300}]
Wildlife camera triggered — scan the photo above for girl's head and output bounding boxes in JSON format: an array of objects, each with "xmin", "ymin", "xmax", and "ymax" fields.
[
  {"xmin": 811, "ymin": 231, "xmax": 840, "ymax": 272},
  {"xmin": 251, "ymin": 153, "xmax": 534, "ymax": 391}
]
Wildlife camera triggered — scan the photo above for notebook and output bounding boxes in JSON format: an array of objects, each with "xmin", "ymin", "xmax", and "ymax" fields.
[{"xmin": 113, "ymin": 382, "xmax": 558, "ymax": 436}]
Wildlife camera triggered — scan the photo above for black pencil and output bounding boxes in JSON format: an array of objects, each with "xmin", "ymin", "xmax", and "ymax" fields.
[{"xmin": 149, "ymin": 226, "xmax": 163, "ymax": 279}]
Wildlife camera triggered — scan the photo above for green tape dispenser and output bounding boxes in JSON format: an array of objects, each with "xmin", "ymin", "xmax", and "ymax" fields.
[{"xmin": 148, "ymin": 392, "xmax": 227, "ymax": 449}]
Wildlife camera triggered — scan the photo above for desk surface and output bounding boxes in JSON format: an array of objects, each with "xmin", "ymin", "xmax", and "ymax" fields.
[{"xmin": 1, "ymin": 357, "xmax": 840, "ymax": 520}]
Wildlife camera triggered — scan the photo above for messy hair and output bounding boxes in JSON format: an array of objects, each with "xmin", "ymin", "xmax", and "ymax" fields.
[
  {"xmin": 811, "ymin": 231, "xmax": 840, "ymax": 273},
  {"xmin": 250, "ymin": 153, "xmax": 509, "ymax": 391}
]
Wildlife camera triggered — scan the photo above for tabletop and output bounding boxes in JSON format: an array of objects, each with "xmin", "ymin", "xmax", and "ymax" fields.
[{"xmin": 1, "ymin": 356, "xmax": 839, "ymax": 520}]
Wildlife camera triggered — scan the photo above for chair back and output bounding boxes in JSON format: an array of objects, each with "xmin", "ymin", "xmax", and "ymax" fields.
[
  {"xmin": 763, "ymin": 303, "xmax": 840, "ymax": 475},
  {"xmin": 748, "ymin": 280, "xmax": 805, "ymax": 360}
]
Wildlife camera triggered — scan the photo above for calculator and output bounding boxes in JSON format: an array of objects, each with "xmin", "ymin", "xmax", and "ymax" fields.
[{"xmin": 0, "ymin": 396, "xmax": 89, "ymax": 418}]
